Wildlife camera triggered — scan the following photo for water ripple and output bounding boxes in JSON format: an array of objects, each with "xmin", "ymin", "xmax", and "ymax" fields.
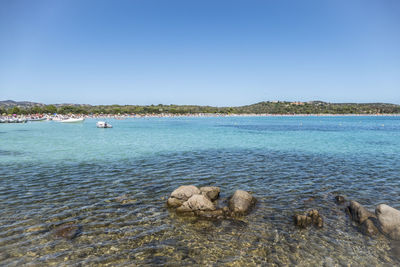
[{"xmin": 0, "ymin": 148, "xmax": 399, "ymax": 265}]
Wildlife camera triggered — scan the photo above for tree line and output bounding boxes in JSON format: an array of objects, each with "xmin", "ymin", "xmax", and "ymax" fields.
[{"xmin": 1, "ymin": 101, "xmax": 400, "ymax": 115}]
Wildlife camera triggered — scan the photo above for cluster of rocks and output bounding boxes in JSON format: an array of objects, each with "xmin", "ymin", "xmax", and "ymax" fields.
[
  {"xmin": 293, "ymin": 209, "xmax": 323, "ymax": 228},
  {"xmin": 335, "ymin": 195, "xmax": 400, "ymax": 240},
  {"xmin": 167, "ymin": 186, "xmax": 400, "ymax": 244},
  {"xmin": 167, "ymin": 185, "xmax": 256, "ymax": 219}
]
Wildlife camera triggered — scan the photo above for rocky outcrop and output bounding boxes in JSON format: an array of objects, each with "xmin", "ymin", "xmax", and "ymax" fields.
[
  {"xmin": 228, "ymin": 190, "xmax": 256, "ymax": 215},
  {"xmin": 294, "ymin": 209, "xmax": 323, "ymax": 228},
  {"xmin": 347, "ymin": 201, "xmax": 375, "ymax": 224},
  {"xmin": 167, "ymin": 186, "xmax": 256, "ymax": 219},
  {"xmin": 54, "ymin": 223, "xmax": 81, "ymax": 240},
  {"xmin": 347, "ymin": 201, "xmax": 379, "ymax": 236},
  {"xmin": 167, "ymin": 185, "xmax": 201, "ymax": 208},
  {"xmin": 171, "ymin": 185, "xmax": 201, "ymax": 201},
  {"xmin": 176, "ymin": 194, "xmax": 216, "ymax": 212},
  {"xmin": 200, "ymin": 186, "xmax": 220, "ymax": 201},
  {"xmin": 376, "ymin": 204, "xmax": 400, "ymax": 240}
]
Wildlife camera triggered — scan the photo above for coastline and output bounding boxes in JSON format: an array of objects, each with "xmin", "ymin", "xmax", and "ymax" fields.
[{"xmin": 1, "ymin": 113, "xmax": 400, "ymax": 122}]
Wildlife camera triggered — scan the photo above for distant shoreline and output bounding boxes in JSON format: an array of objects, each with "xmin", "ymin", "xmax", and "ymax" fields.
[
  {"xmin": 2, "ymin": 100, "xmax": 400, "ymax": 116},
  {"xmin": 1, "ymin": 113, "xmax": 400, "ymax": 120}
]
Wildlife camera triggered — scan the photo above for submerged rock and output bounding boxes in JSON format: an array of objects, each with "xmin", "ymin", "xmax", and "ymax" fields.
[
  {"xmin": 200, "ymin": 186, "xmax": 220, "ymax": 201},
  {"xmin": 54, "ymin": 223, "xmax": 81, "ymax": 240},
  {"xmin": 176, "ymin": 194, "xmax": 216, "ymax": 212},
  {"xmin": 304, "ymin": 196, "xmax": 315, "ymax": 203},
  {"xmin": 376, "ymin": 204, "xmax": 400, "ymax": 240},
  {"xmin": 308, "ymin": 209, "xmax": 324, "ymax": 228},
  {"xmin": 294, "ymin": 214, "xmax": 312, "ymax": 228},
  {"xmin": 167, "ymin": 197, "xmax": 184, "ymax": 208},
  {"xmin": 115, "ymin": 194, "xmax": 136, "ymax": 205},
  {"xmin": 390, "ymin": 240, "xmax": 400, "ymax": 260},
  {"xmin": 228, "ymin": 190, "xmax": 256, "ymax": 215},
  {"xmin": 360, "ymin": 218, "xmax": 379, "ymax": 236},
  {"xmin": 347, "ymin": 201, "xmax": 375, "ymax": 224},
  {"xmin": 335, "ymin": 195, "xmax": 346, "ymax": 205},
  {"xmin": 194, "ymin": 209, "xmax": 224, "ymax": 219},
  {"xmin": 25, "ymin": 225, "xmax": 47, "ymax": 233},
  {"xmin": 294, "ymin": 209, "xmax": 323, "ymax": 228}
]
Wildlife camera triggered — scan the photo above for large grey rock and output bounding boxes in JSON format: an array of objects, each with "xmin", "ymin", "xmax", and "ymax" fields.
[
  {"xmin": 167, "ymin": 185, "xmax": 201, "ymax": 208},
  {"xmin": 170, "ymin": 185, "xmax": 200, "ymax": 201},
  {"xmin": 200, "ymin": 186, "xmax": 220, "ymax": 201},
  {"xmin": 376, "ymin": 204, "xmax": 400, "ymax": 240},
  {"xmin": 347, "ymin": 201, "xmax": 375, "ymax": 224},
  {"xmin": 228, "ymin": 190, "xmax": 256, "ymax": 214},
  {"xmin": 176, "ymin": 194, "xmax": 216, "ymax": 212}
]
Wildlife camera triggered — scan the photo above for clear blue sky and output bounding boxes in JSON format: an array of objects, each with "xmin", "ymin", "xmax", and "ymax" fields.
[{"xmin": 0, "ymin": 0, "xmax": 399, "ymax": 106}]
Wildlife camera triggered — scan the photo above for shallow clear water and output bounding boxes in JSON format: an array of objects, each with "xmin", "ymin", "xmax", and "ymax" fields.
[{"xmin": 1, "ymin": 116, "xmax": 400, "ymax": 266}]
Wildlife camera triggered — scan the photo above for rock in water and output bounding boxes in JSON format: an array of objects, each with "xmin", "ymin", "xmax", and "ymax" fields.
[
  {"xmin": 308, "ymin": 209, "xmax": 324, "ymax": 228},
  {"xmin": 360, "ymin": 218, "xmax": 379, "ymax": 236},
  {"xmin": 335, "ymin": 195, "xmax": 346, "ymax": 204},
  {"xmin": 294, "ymin": 214, "xmax": 312, "ymax": 228},
  {"xmin": 347, "ymin": 201, "xmax": 375, "ymax": 224},
  {"xmin": 294, "ymin": 209, "xmax": 323, "ymax": 228},
  {"xmin": 54, "ymin": 223, "xmax": 81, "ymax": 240},
  {"xmin": 167, "ymin": 185, "xmax": 201, "ymax": 208},
  {"xmin": 376, "ymin": 204, "xmax": 400, "ymax": 240},
  {"xmin": 200, "ymin": 186, "xmax": 220, "ymax": 201},
  {"xmin": 170, "ymin": 185, "xmax": 201, "ymax": 201},
  {"xmin": 167, "ymin": 186, "xmax": 256, "ymax": 219},
  {"xmin": 167, "ymin": 197, "xmax": 184, "ymax": 208},
  {"xmin": 346, "ymin": 201, "xmax": 379, "ymax": 236},
  {"xmin": 176, "ymin": 194, "xmax": 216, "ymax": 212},
  {"xmin": 228, "ymin": 190, "xmax": 256, "ymax": 214}
]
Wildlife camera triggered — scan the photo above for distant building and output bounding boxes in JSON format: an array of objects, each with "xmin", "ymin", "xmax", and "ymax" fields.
[{"xmin": 291, "ymin": 101, "xmax": 304, "ymax": 105}]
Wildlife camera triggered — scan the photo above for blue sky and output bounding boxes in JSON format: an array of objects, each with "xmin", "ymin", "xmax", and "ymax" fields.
[{"xmin": 0, "ymin": 0, "xmax": 399, "ymax": 105}]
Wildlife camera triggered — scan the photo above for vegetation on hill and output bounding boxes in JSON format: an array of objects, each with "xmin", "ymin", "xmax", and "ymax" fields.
[{"xmin": 1, "ymin": 101, "xmax": 400, "ymax": 115}]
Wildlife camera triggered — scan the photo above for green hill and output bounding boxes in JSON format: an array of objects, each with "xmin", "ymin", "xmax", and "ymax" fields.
[{"xmin": 1, "ymin": 100, "xmax": 400, "ymax": 115}]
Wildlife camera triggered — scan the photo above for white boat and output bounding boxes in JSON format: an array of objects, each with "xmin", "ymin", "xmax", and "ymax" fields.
[
  {"xmin": 27, "ymin": 117, "xmax": 46, "ymax": 122},
  {"xmin": 53, "ymin": 117, "xmax": 65, "ymax": 121},
  {"xmin": 96, "ymin": 121, "xmax": 112, "ymax": 128},
  {"xmin": 60, "ymin": 118, "xmax": 85, "ymax": 123}
]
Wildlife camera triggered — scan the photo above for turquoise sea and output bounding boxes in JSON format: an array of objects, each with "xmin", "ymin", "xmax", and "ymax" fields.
[{"xmin": 1, "ymin": 116, "xmax": 400, "ymax": 266}]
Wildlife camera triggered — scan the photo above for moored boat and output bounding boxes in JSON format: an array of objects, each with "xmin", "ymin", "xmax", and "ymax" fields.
[
  {"xmin": 27, "ymin": 117, "xmax": 46, "ymax": 122},
  {"xmin": 60, "ymin": 118, "xmax": 85, "ymax": 123},
  {"xmin": 0, "ymin": 118, "xmax": 27, "ymax": 123},
  {"xmin": 96, "ymin": 121, "xmax": 112, "ymax": 128}
]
